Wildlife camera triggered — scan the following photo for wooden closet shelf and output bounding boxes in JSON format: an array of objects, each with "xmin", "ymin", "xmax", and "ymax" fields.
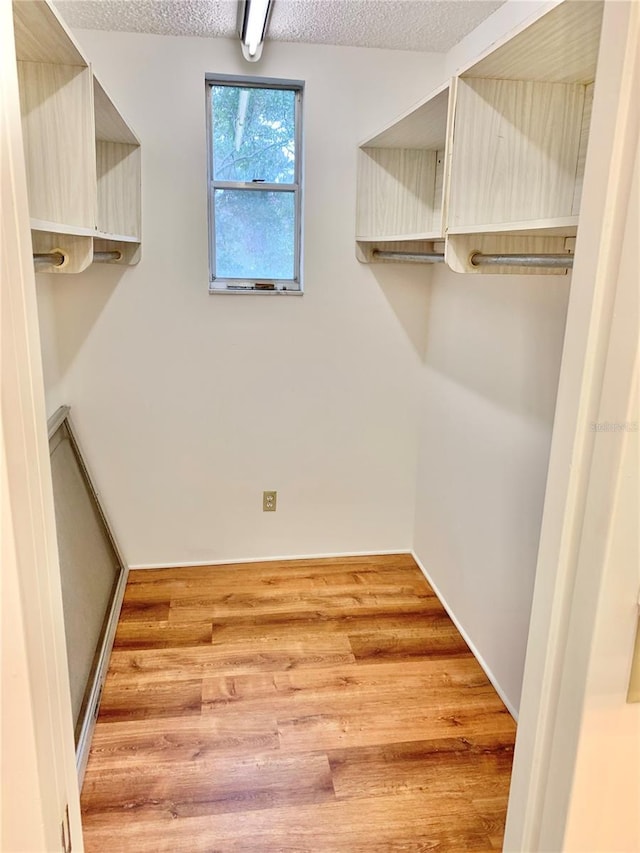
[
  {"xmin": 96, "ymin": 231, "xmax": 140, "ymax": 244},
  {"xmin": 13, "ymin": 0, "xmax": 86, "ymax": 66},
  {"xmin": 355, "ymin": 0, "xmax": 601, "ymax": 272},
  {"xmin": 356, "ymin": 230, "xmax": 444, "ymax": 243},
  {"xmin": 360, "ymin": 83, "xmax": 450, "ymax": 150},
  {"xmin": 16, "ymin": 0, "xmax": 141, "ymax": 274},
  {"xmin": 93, "ymin": 77, "xmax": 139, "ymax": 145},
  {"xmin": 30, "ymin": 220, "xmax": 140, "ymax": 244},
  {"xmin": 31, "ymin": 219, "xmax": 97, "ymax": 238},
  {"xmin": 461, "ymin": 0, "xmax": 603, "ymax": 84},
  {"xmin": 447, "ymin": 218, "xmax": 579, "ymax": 238}
]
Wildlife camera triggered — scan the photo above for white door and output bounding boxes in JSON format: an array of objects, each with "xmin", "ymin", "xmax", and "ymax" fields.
[
  {"xmin": 0, "ymin": 1, "xmax": 83, "ymax": 849},
  {"xmin": 505, "ymin": 1, "xmax": 640, "ymax": 848},
  {"xmin": 549, "ymin": 130, "xmax": 640, "ymax": 853}
]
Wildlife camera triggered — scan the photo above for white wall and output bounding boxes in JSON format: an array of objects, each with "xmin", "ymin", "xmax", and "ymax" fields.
[
  {"xmin": 35, "ymin": 278, "xmax": 67, "ymax": 415},
  {"xmin": 412, "ymin": 0, "xmax": 570, "ymax": 716},
  {"xmin": 412, "ymin": 268, "xmax": 570, "ymax": 714},
  {"xmin": 39, "ymin": 30, "xmax": 442, "ymax": 567}
]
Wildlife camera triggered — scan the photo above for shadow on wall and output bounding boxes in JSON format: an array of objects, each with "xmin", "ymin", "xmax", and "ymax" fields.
[
  {"xmin": 367, "ymin": 262, "xmax": 432, "ymax": 361},
  {"xmin": 36, "ymin": 262, "xmax": 126, "ymax": 382},
  {"xmin": 423, "ymin": 266, "xmax": 572, "ymax": 423}
]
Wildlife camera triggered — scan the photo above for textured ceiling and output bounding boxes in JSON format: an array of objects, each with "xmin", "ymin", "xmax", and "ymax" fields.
[{"xmin": 55, "ymin": 0, "xmax": 506, "ymax": 53}]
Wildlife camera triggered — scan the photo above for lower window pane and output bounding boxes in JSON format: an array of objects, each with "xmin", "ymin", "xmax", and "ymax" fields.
[{"xmin": 214, "ymin": 189, "xmax": 295, "ymax": 281}]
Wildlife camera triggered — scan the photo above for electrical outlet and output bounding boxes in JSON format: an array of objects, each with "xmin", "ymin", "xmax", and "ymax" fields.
[{"xmin": 263, "ymin": 490, "xmax": 277, "ymax": 512}]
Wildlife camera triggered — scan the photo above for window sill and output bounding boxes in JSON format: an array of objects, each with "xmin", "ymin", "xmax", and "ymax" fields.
[{"xmin": 208, "ymin": 287, "xmax": 304, "ymax": 296}]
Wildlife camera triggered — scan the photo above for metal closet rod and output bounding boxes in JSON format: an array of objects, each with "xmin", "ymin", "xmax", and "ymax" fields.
[
  {"xmin": 33, "ymin": 250, "xmax": 123, "ymax": 269},
  {"xmin": 470, "ymin": 252, "xmax": 574, "ymax": 269},
  {"xmin": 94, "ymin": 251, "xmax": 123, "ymax": 263},
  {"xmin": 373, "ymin": 250, "xmax": 444, "ymax": 263},
  {"xmin": 372, "ymin": 249, "xmax": 574, "ymax": 269}
]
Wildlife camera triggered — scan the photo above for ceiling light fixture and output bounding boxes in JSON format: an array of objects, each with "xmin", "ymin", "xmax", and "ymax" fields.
[{"xmin": 237, "ymin": 0, "xmax": 273, "ymax": 62}]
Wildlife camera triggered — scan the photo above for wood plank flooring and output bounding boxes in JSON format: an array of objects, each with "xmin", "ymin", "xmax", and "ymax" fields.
[{"xmin": 81, "ymin": 554, "xmax": 516, "ymax": 852}]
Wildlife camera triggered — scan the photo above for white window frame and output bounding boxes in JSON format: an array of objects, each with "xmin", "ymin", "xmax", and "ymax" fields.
[{"xmin": 205, "ymin": 74, "xmax": 304, "ymax": 294}]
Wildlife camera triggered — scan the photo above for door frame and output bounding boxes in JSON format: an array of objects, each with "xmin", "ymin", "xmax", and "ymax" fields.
[
  {"xmin": 0, "ymin": 3, "xmax": 83, "ymax": 849},
  {"xmin": 504, "ymin": 1, "xmax": 640, "ymax": 848}
]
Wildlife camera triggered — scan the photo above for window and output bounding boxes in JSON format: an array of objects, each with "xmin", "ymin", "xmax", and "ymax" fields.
[{"xmin": 206, "ymin": 75, "xmax": 303, "ymax": 293}]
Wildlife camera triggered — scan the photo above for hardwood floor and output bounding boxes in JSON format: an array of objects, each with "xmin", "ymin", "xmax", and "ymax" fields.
[{"xmin": 81, "ymin": 554, "xmax": 516, "ymax": 852}]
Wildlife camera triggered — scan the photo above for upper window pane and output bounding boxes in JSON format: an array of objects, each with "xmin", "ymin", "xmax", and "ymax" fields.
[{"xmin": 211, "ymin": 85, "xmax": 296, "ymax": 184}]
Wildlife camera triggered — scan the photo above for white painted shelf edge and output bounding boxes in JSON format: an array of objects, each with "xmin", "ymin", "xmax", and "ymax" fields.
[
  {"xmin": 447, "ymin": 217, "xmax": 579, "ymax": 237},
  {"xmin": 30, "ymin": 219, "xmax": 96, "ymax": 238},
  {"xmin": 30, "ymin": 219, "xmax": 140, "ymax": 243},
  {"xmin": 95, "ymin": 230, "xmax": 140, "ymax": 244},
  {"xmin": 356, "ymin": 231, "xmax": 444, "ymax": 243}
]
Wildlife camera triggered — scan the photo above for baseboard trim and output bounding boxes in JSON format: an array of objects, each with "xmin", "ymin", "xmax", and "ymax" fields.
[
  {"xmin": 129, "ymin": 549, "xmax": 412, "ymax": 571},
  {"xmin": 411, "ymin": 550, "xmax": 519, "ymax": 722},
  {"xmin": 75, "ymin": 564, "xmax": 129, "ymax": 784}
]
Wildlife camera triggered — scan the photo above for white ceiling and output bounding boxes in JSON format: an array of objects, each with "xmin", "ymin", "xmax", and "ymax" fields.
[{"xmin": 55, "ymin": 0, "xmax": 506, "ymax": 53}]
